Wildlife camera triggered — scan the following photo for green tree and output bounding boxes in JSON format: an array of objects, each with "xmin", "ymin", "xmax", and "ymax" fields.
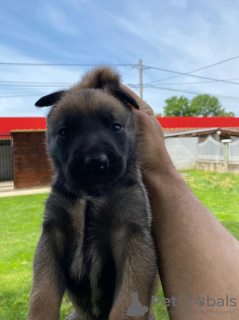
[
  {"xmin": 163, "ymin": 96, "xmax": 191, "ymax": 116},
  {"xmin": 190, "ymin": 95, "xmax": 234, "ymax": 116},
  {"xmin": 163, "ymin": 94, "xmax": 235, "ymax": 117}
]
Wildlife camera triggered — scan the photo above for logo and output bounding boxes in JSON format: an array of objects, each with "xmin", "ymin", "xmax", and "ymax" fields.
[
  {"xmin": 118, "ymin": 292, "xmax": 237, "ymax": 318},
  {"xmin": 152, "ymin": 294, "xmax": 237, "ymax": 308},
  {"xmin": 195, "ymin": 296, "xmax": 205, "ymax": 307},
  {"xmin": 119, "ymin": 292, "xmax": 148, "ymax": 318}
]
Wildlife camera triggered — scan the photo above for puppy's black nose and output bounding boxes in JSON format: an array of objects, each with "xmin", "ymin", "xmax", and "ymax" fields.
[{"xmin": 84, "ymin": 154, "xmax": 109, "ymax": 172}]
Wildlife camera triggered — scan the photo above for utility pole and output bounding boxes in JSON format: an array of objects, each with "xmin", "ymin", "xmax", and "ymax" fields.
[{"xmin": 139, "ymin": 59, "xmax": 143, "ymax": 99}]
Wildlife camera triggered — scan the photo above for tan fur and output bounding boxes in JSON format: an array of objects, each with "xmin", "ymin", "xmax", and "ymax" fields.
[
  {"xmin": 28, "ymin": 229, "xmax": 65, "ymax": 320},
  {"xmin": 72, "ymin": 66, "xmax": 121, "ymax": 90},
  {"xmin": 28, "ymin": 282, "xmax": 61, "ymax": 320},
  {"xmin": 28, "ymin": 67, "xmax": 158, "ymax": 320},
  {"xmin": 50, "ymin": 89, "xmax": 126, "ymax": 126}
]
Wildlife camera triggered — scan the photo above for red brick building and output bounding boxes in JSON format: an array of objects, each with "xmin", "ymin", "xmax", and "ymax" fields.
[
  {"xmin": 1, "ymin": 117, "xmax": 239, "ymax": 188},
  {"xmin": 2, "ymin": 116, "xmax": 239, "ymax": 135}
]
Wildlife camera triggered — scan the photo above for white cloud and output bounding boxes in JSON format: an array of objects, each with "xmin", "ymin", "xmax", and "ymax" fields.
[
  {"xmin": 1, "ymin": 0, "xmax": 239, "ymax": 116},
  {"xmin": 0, "ymin": 45, "xmax": 87, "ymax": 116},
  {"xmin": 37, "ymin": 4, "xmax": 77, "ymax": 35}
]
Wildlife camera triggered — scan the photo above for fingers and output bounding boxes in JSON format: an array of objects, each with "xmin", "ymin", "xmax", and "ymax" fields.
[
  {"xmin": 133, "ymin": 109, "xmax": 164, "ymax": 135},
  {"xmin": 120, "ymin": 85, "xmax": 174, "ymax": 176},
  {"xmin": 120, "ymin": 84, "xmax": 154, "ymax": 116},
  {"xmin": 120, "ymin": 83, "xmax": 164, "ymax": 138}
]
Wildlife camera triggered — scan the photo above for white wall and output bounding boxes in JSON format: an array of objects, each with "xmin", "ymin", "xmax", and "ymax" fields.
[{"xmin": 165, "ymin": 137, "xmax": 198, "ymax": 170}]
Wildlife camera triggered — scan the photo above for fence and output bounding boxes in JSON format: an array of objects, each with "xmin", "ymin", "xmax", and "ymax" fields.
[
  {"xmin": 198, "ymin": 136, "xmax": 239, "ymax": 163},
  {"xmin": 197, "ymin": 135, "xmax": 239, "ymax": 173},
  {"xmin": 229, "ymin": 140, "xmax": 239, "ymax": 162},
  {"xmin": 198, "ymin": 136, "xmax": 224, "ymax": 161},
  {"xmin": 0, "ymin": 133, "xmax": 14, "ymax": 188}
]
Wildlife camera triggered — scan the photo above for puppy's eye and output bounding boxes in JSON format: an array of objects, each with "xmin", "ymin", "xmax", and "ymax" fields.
[
  {"xmin": 111, "ymin": 123, "xmax": 122, "ymax": 133},
  {"xmin": 58, "ymin": 128, "xmax": 70, "ymax": 138}
]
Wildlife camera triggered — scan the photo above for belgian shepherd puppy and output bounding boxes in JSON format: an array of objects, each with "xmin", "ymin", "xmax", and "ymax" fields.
[{"xmin": 27, "ymin": 67, "xmax": 158, "ymax": 320}]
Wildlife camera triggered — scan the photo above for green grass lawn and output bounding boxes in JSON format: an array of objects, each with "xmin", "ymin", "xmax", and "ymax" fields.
[
  {"xmin": 0, "ymin": 170, "xmax": 239, "ymax": 319},
  {"xmin": 184, "ymin": 170, "xmax": 239, "ymax": 240}
]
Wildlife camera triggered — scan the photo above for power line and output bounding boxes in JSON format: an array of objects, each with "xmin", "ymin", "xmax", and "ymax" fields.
[
  {"xmin": 0, "ymin": 83, "xmax": 138, "ymax": 98},
  {"xmin": 0, "ymin": 83, "xmax": 140, "ymax": 98},
  {"xmin": 143, "ymin": 65, "xmax": 239, "ymax": 86},
  {"xmin": 0, "ymin": 83, "xmax": 72, "ymax": 87},
  {"xmin": 1, "ymin": 58, "xmax": 239, "ymax": 94},
  {"xmin": 1, "ymin": 76, "xmax": 239, "ymax": 88},
  {"xmin": 1, "ymin": 56, "xmax": 239, "ymax": 101},
  {"xmin": 0, "ymin": 62, "xmax": 135, "ymax": 67},
  {"xmin": 2, "ymin": 83, "xmax": 239, "ymax": 102},
  {"xmin": 0, "ymin": 93, "xmax": 42, "ymax": 99},
  {"xmin": 0, "ymin": 80, "xmax": 73, "ymax": 84},
  {"xmin": 144, "ymin": 84, "xmax": 239, "ymax": 101},
  {"xmin": 144, "ymin": 78, "xmax": 239, "ymax": 86},
  {"xmin": 146, "ymin": 55, "xmax": 239, "ymax": 84}
]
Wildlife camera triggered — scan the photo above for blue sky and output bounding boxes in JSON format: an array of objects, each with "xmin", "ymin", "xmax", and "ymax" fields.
[{"xmin": 1, "ymin": 0, "xmax": 239, "ymax": 116}]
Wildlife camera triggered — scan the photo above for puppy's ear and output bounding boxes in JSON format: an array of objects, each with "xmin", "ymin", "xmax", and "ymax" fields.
[
  {"xmin": 113, "ymin": 88, "xmax": 139, "ymax": 109},
  {"xmin": 79, "ymin": 67, "xmax": 139, "ymax": 109},
  {"xmin": 35, "ymin": 90, "xmax": 66, "ymax": 107}
]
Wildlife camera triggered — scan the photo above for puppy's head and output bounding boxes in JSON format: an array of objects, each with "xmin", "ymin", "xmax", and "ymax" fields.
[{"xmin": 36, "ymin": 67, "xmax": 139, "ymax": 192}]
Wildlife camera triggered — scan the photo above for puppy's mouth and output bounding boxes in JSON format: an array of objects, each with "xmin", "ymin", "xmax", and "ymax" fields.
[{"xmin": 65, "ymin": 156, "xmax": 126, "ymax": 191}]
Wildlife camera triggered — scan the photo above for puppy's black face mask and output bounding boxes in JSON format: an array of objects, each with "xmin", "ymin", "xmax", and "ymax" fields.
[
  {"xmin": 44, "ymin": 90, "xmax": 138, "ymax": 192},
  {"xmin": 52, "ymin": 113, "xmax": 132, "ymax": 191}
]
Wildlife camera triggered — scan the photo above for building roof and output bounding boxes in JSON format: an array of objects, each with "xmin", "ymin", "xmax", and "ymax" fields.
[
  {"xmin": 1, "ymin": 117, "xmax": 239, "ymax": 134},
  {"xmin": 0, "ymin": 117, "xmax": 46, "ymax": 134},
  {"xmin": 157, "ymin": 117, "xmax": 239, "ymax": 129},
  {"xmin": 164, "ymin": 128, "xmax": 239, "ymax": 138}
]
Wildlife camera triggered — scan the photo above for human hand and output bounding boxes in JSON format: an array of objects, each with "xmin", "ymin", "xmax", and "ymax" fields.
[{"xmin": 121, "ymin": 85, "xmax": 176, "ymax": 179}]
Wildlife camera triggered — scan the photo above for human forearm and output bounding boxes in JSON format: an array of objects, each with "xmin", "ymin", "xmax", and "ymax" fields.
[
  {"xmin": 145, "ymin": 169, "xmax": 239, "ymax": 319},
  {"xmin": 121, "ymin": 84, "xmax": 239, "ymax": 319}
]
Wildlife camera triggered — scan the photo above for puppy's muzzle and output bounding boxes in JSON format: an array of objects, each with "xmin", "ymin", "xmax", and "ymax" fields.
[
  {"xmin": 66, "ymin": 139, "xmax": 126, "ymax": 190},
  {"xmin": 84, "ymin": 153, "xmax": 109, "ymax": 173}
]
